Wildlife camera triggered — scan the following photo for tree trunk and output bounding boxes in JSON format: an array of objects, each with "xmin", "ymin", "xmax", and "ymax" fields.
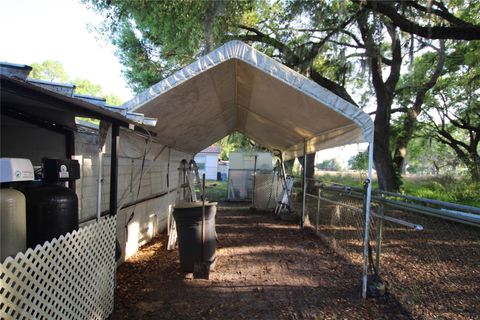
[
  {"xmin": 359, "ymin": 20, "xmax": 403, "ymax": 191},
  {"xmin": 393, "ymin": 112, "xmax": 416, "ymax": 174},
  {"xmin": 373, "ymin": 107, "xmax": 401, "ymax": 191},
  {"xmin": 470, "ymin": 158, "xmax": 480, "ymax": 183},
  {"xmin": 465, "ymin": 151, "xmax": 480, "ymax": 183},
  {"xmin": 393, "ymin": 41, "xmax": 445, "ymax": 174},
  {"xmin": 371, "ymin": 87, "xmax": 403, "ymax": 191},
  {"xmin": 284, "ymin": 159, "xmax": 295, "ymax": 176},
  {"xmin": 470, "ymin": 166, "xmax": 480, "ymax": 182},
  {"xmin": 306, "ymin": 153, "xmax": 316, "ymax": 193},
  {"xmin": 298, "ymin": 153, "xmax": 316, "ymax": 193}
]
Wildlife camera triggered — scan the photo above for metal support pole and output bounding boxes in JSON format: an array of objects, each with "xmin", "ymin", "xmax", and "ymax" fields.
[
  {"xmin": 66, "ymin": 130, "xmax": 76, "ymax": 191},
  {"xmin": 316, "ymin": 188, "xmax": 321, "ymax": 233},
  {"xmin": 362, "ymin": 143, "xmax": 374, "ymax": 299},
  {"xmin": 109, "ymin": 125, "xmax": 120, "ymax": 217},
  {"xmin": 251, "ymin": 155, "xmax": 258, "ymax": 209},
  {"xmin": 167, "ymin": 147, "xmax": 171, "ymax": 236},
  {"xmin": 96, "ymin": 144, "xmax": 105, "ymax": 221},
  {"xmin": 301, "ymin": 140, "xmax": 307, "ymax": 228},
  {"xmin": 375, "ymin": 193, "xmax": 384, "ymax": 274}
]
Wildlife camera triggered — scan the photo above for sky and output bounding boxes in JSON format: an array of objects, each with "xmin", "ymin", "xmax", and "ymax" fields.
[
  {"xmin": 0, "ymin": 0, "xmax": 369, "ymax": 163},
  {"xmin": 0, "ymin": 0, "xmax": 133, "ymax": 102}
]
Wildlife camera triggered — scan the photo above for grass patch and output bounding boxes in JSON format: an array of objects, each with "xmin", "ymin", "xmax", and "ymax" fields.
[
  {"xmin": 204, "ymin": 180, "xmax": 228, "ymax": 202},
  {"xmin": 202, "ymin": 173, "xmax": 479, "ymax": 207},
  {"xmin": 315, "ymin": 172, "xmax": 479, "ymax": 207},
  {"xmin": 403, "ymin": 176, "xmax": 480, "ymax": 207}
]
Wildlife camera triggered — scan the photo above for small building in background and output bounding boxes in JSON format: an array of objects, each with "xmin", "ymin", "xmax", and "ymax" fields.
[
  {"xmin": 229, "ymin": 151, "xmax": 273, "ymax": 171},
  {"xmin": 194, "ymin": 146, "xmax": 222, "ymax": 180},
  {"xmin": 218, "ymin": 160, "xmax": 229, "ymax": 181},
  {"xmin": 227, "ymin": 151, "xmax": 274, "ymax": 201}
]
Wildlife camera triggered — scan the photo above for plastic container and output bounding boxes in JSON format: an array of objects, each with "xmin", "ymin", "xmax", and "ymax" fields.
[
  {"xmin": 24, "ymin": 183, "xmax": 78, "ymax": 248},
  {"xmin": 173, "ymin": 201, "xmax": 217, "ymax": 272},
  {"xmin": 0, "ymin": 188, "xmax": 27, "ymax": 261}
]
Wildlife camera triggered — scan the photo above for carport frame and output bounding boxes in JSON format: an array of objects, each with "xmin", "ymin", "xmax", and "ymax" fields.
[{"xmin": 120, "ymin": 40, "xmax": 375, "ymax": 298}]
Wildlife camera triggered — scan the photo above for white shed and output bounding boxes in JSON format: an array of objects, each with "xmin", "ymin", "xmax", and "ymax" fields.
[
  {"xmin": 194, "ymin": 146, "xmax": 221, "ymax": 180},
  {"xmin": 229, "ymin": 151, "xmax": 273, "ymax": 171}
]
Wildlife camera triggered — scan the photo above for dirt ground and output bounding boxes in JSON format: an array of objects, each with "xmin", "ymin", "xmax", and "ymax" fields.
[
  {"xmin": 110, "ymin": 204, "xmax": 413, "ymax": 320},
  {"xmin": 302, "ymin": 192, "xmax": 480, "ymax": 320}
]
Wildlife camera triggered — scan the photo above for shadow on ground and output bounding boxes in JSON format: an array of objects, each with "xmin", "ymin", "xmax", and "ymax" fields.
[{"xmin": 110, "ymin": 203, "xmax": 412, "ymax": 320}]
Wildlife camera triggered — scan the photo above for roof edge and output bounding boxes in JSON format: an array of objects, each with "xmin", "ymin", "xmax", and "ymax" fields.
[{"xmin": 122, "ymin": 40, "xmax": 373, "ymax": 143}]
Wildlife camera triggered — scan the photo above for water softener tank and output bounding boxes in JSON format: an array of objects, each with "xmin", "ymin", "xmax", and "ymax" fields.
[
  {"xmin": 24, "ymin": 183, "xmax": 79, "ymax": 248},
  {"xmin": 0, "ymin": 188, "xmax": 27, "ymax": 261}
]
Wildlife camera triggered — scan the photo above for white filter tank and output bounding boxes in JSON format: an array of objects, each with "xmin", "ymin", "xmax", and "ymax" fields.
[{"xmin": 1, "ymin": 188, "xmax": 27, "ymax": 261}]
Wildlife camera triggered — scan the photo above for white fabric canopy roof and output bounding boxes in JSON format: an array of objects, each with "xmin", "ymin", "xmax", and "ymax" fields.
[{"xmin": 122, "ymin": 41, "xmax": 373, "ymax": 160}]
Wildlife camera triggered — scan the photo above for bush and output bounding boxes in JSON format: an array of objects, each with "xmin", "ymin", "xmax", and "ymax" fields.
[
  {"xmin": 348, "ymin": 150, "xmax": 369, "ymax": 170},
  {"xmin": 316, "ymin": 158, "xmax": 344, "ymax": 171}
]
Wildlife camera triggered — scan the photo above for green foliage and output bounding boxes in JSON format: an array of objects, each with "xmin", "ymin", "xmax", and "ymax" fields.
[
  {"xmin": 30, "ymin": 60, "xmax": 123, "ymax": 106},
  {"xmin": 315, "ymin": 172, "xmax": 377, "ymax": 189},
  {"xmin": 405, "ymin": 136, "xmax": 460, "ymax": 175},
  {"xmin": 315, "ymin": 172, "xmax": 479, "ymax": 207},
  {"xmin": 82, "ymin": 0, "xmax": 480, "ymax": 189},
  {"xmin": 316, "ymin": 158, "xmax": 343, "ymax": 171},
  {"xmin": 395, "ymin": 50, "xmax": 443, "ymax": 108},
  {"xmin": 84, "ymin": 0, "xmax": 255, "ymax": 92},
  {"xmin": 348, "ymin": 150, "xmax": 369, "ymax": 170},
  {"xmin": 111, "ymin": 23, "xmax": 165, "ymax": 94},
  {"xmin": 419, "ymin": 40, "xmax": 480, "ymax": 181},
  {"xmin": 30, "ymin": 60, "xmax": 68, "ymax": 82},
  {"xmin": 72, "ymin": 77, "xmax": 103, "ymax": 96},
  {"xmin": 218, "ymin": 132, "xmax": 265, "ymax": 160},
  {"xmin": 403, "ymin": 176, "xmax": 480, "ymax": 207},
  {"xmin": 205, "ymin": 180, "xmax": 228, "ymax": 202},
  {"xmin": 103, "ymin": 94, "xmax": 122, "ymax": 106}
]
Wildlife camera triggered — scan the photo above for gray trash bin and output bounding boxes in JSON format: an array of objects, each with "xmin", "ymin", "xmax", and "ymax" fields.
[{"xmin": 173, "ymin": 201, "xmax": 217, "ymax": 272}]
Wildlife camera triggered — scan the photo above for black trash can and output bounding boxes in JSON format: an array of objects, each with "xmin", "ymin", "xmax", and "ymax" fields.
[{"xmin": 173, "ymin": 201, "xmax": 217, "ymax": 272}]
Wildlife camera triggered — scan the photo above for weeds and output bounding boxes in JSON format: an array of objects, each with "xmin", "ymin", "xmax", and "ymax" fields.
[{"xmin": 315, "ymin": 172, "xmax": 479, "ymax": 207}]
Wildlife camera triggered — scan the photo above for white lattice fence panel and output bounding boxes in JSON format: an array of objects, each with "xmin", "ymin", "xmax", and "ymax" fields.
[{"xmin": 0, "ymin": 216, "xmax": 116, "ymax": 320}]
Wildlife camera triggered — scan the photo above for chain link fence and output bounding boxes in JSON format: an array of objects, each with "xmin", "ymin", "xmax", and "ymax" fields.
[
  {"xmin": 306, "ymin": 179, "xmax": 480, "ymax": 319},
  {"xmin": 226, "ymin": 169, "xmax": 283, "ymax": 210},
  {"xmin": 375, "ymin": 196, "xmax": 480, "ymax": 319}
]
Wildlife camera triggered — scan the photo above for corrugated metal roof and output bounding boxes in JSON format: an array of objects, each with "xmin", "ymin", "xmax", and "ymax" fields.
[{"xmin": 1, "ymin": 75, "xmax": 134, "ymax": 128}]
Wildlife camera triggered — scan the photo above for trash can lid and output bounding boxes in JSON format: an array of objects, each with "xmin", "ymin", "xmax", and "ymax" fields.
[{"xmin": 174, "ymin": 201, "xmax": 218, "ymax": 209}]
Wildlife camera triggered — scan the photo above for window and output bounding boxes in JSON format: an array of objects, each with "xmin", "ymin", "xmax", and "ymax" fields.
[{"xmin": 195, "ymin": 155, "xmax": 206, "ymax": 170}]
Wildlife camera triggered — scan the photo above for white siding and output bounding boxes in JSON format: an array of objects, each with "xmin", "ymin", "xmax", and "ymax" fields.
[
  {"xmin": 75, "ymin": 127, "xmax": 191, "ymax": 263},
  {"xmin": 195, "ymin": 152, "xmax": 219, "ymax": 180}
]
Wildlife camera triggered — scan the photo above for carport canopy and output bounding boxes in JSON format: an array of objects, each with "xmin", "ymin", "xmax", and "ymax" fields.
[{"xmin": 122, "ymin": 41, "xmax": 373, "ymax": 160}]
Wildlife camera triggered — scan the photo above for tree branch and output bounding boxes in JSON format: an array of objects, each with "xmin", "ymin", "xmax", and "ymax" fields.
[
  {"xmin": 294, "ymin": 10, "xmax": 363, "ymax": 69},
  {"xmin": 232, "ymin": 24, "xmax": 359, "ymax": 107},
  {"xmin": 411, "ymin": 40, "xmax": 446, "ymax": 115},
  {"xmin": 406, "ymin": 1, "xmax": 475, "ymax": 27},
  {"xmin": 339, "ymin": 30, "xmax": 365, "ymax": 48},
  {"xmin": 353, "ymin": 0, "xmax": 480, "ymax": 40},
  {"xmin": 385, "ymin": 25, "xmax": 403, "ymax": 94},
  {"xmin": 391, "ymin": 107, "xmax": 409, "ymax": 114},
  {"xmin": 310, "ymin": 68, "xmax": 358, "ymax": 106},
  {"xmin": 327, "ymin": 39, "xmax": 364, "ymax": 49},
  {"xmin": 232, "ymin": 27, "xmax": 300, "ymax": 66}
]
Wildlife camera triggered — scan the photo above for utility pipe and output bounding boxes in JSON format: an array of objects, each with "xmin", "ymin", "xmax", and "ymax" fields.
[
  {"xmin": 96, "ymin": 144, "xmax": 105, "ymax": 221},
  {"xmin": 301, "ymin": 140, "xmax": 307, "ymax": 228},
  {"xmin": 109, "ymin": 125, "xmax": 120, "ymax": 216}
]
